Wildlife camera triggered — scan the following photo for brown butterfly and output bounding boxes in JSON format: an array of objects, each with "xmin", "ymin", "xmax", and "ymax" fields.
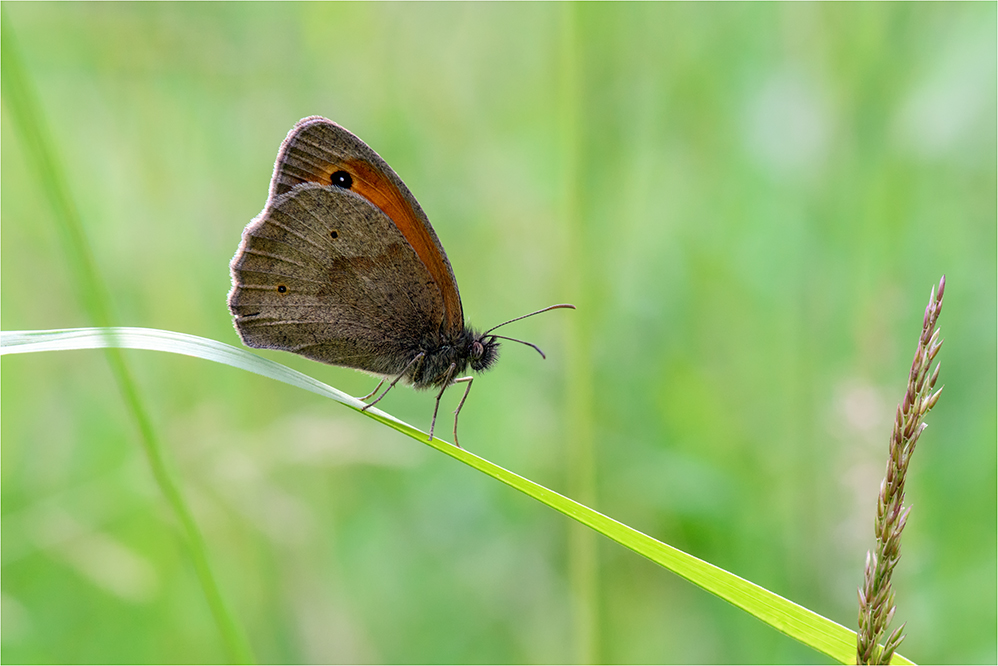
[{"xmin": 228, "ymin": 116, "xmax": 572, "ymax": 447}]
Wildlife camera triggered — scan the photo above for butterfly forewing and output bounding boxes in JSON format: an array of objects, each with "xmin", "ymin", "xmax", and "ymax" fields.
[
  {"xmin": 267, "ymin": 117, "xmax": 465, "ymax": 332},
  {"xmin": 270, "ymin": 118, "xmax": 353, "ymax": 199}
]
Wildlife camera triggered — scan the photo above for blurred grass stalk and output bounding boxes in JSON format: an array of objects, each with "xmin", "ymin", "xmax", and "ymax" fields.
[
  {"xmin": 559, "ymin": 3, "xmax": 601, "ymax": 663},
  {"xmin": 0, "ymin": 13, "xmax": 254, "ymax": 664},
  {"xmin": 857, "ymin": 276, "xmax": 946, "ymax": 664}
]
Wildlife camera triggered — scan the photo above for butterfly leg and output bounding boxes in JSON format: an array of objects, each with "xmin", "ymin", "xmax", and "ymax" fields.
[
  {"xmin": 429, "ymin": 363, "xmax": 458, "ymax": 445},
  {"xmin": 358, "ymin": 378, "xmax": 386, "ymax": 402},
  {"xmin": 362, "ymin": 352, "xmax": 425, "ymax": 410},
  {"xmin": 450, "ymin": 376, "xmax": 474, "ymax": 449}
]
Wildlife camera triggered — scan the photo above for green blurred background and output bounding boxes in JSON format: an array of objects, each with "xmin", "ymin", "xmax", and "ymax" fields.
[{"xmin": 2, "ymin": 3, "xmax": 995, "ymax": 663}]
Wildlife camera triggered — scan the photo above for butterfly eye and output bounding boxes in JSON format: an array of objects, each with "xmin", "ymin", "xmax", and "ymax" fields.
[
  {"xmin": 471, "ymin": 341, "xmax": 484, "ymax": 359},
  {"xmin": 330, "ymin": 170, "xmax": 353, "ymax": 189}
]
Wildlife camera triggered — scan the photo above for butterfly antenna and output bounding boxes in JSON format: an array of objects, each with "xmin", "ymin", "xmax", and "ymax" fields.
[
  {"xmin": 483, "ymin": 303, "xmax": 576, "ymax": 335},
  {"xmin": 489, "ymin": 335, "xmax": 547, "ymax": 360}
]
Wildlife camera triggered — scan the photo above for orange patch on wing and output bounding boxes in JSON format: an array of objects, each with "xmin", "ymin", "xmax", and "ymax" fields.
[{"xmin": 334, "ymin": 158, "xmax": 462, "ymax": 332}]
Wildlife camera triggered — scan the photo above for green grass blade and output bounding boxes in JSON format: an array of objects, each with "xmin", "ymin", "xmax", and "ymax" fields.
[{"xmin": 1, "ymin": 327, "xmax": 914, "ymax": 665}]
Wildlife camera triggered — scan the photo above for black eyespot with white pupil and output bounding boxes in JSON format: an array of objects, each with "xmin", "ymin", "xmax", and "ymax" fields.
[
  {"xmin": 330, "ymin": 230, "xmax": 338, "ymax": 239},
  {"xmin": 277, "ymin": 285, "xmax": 287, "ymax": 293},
  {"xmin": 331, "ymin": 170, "xmax": 353, "ymax": 189}
]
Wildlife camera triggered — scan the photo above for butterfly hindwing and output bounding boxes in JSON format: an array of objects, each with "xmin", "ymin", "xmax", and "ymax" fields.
[{"xmin": 229, "ymin": 183, "xmax": 445, "ymax": 376}]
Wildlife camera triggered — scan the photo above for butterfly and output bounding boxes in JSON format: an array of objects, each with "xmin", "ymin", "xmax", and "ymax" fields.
[{"xmin": 228, "ymin": 116, "xmax": 572, "ymax": 447}]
